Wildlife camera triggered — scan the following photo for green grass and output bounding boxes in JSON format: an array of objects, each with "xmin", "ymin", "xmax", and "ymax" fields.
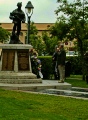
[
  {"xmin": 0, "ymin": 88, "xmax": 88, "ymax": 120},
  {"xmin": 0, "ymin": 75, "xmax": 88, "ymax": 120},
  {"xmin": 66, "ymin": 75, "xmax": 88, "ymax": 88}
]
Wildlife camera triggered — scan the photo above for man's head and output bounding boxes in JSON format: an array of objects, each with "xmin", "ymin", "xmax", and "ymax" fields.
[{"xmin": 59, "ymin": 43, "xmax": 64, "ymax": 49}]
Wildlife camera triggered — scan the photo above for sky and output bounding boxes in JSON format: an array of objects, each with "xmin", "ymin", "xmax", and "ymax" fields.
[{"xmin": 0, "ymin": 0, "xmax": 59, "ymax": 23}]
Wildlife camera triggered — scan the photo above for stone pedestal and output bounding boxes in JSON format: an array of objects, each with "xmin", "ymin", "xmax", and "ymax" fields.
[{"xmin": 0, "ymin": 44, "xmax": 42, "ymax": 84}]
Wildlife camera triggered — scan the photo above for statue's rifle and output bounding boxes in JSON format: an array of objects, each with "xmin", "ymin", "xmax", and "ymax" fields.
[{"xmin": 10, "ymin": 12, "xmax": 24, "ymax": 21}]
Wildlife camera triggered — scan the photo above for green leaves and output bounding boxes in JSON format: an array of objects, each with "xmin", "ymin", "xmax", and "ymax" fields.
[
  {"xmin": 29, "ymin": 22, "xmax": 46, "ymax": 55},
  {"xmin": 0, "ymin": 26, "xmax": 10, "ymax": 43},
  {"xmin": 55, "ymin": 0, "xmax": 88, "ymax": 76}
]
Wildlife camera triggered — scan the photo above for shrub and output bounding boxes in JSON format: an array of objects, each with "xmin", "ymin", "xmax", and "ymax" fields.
[
  {"xmin": 66, "ymin": 56, "xmax": 82, "ymax": 75},
  {"xmin": 39, "ymin": 56, "xmax": 52, "ymax": 79},
  {"xmin": 38, "ymin": 56, "xmax": 82, "ymax": 79}
]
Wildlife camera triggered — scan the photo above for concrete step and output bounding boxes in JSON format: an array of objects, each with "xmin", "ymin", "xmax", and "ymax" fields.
[
  {"xmin": 0, "ymin": 79, "xmax": 42, "ymax": 84},
  {"xmin": 0, "ymin": 80, "xmax": 71, "ymax": 91},
  {"xmin": 0, "ymin": 72, "xmax": 43, "ymax": 84},
  {"xmin": 72, "ymin": 87, "xmax": 88, "ymax": 92},
  {"xmin": 40, "ymin": 89, "xmax": 88, "ymax": 98},
  {"xmin": 0, "ymin": 72, "xmax": 37, "ymax": 79}
]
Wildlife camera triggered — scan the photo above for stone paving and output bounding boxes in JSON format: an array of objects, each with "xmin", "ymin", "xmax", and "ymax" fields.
[
  {"xmin": 0, "ymin": 79, "xmax": 88, "ymax": 100},
  {"xmin": 39, "ymin": 88, "xmax": 88, "ymax": 99},
  {"xmin": 0, "ymin": 80, "xmax": 71, "ymax": 91}
]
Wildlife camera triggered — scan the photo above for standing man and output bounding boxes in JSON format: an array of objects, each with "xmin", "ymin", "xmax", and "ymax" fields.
[
  {"xmin": 57, "ymin": 43, "xmax": 66, "ymax": 83},
  {"xmin": 9, "ymin": 2, "xmax": 25, "ymax": 43}
]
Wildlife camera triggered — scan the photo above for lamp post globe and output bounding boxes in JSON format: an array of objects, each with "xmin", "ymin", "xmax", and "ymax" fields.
[{"xmin": 25, "ymin": 1, "xmax": 34, "ymax": 44}]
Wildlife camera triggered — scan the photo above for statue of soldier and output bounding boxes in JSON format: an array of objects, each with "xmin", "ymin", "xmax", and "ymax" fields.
[{"xmin": 9, "ymin": 2, "xmax": 26, "ymax": 44}]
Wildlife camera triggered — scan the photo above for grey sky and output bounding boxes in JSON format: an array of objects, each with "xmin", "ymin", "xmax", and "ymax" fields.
[{"xmin": 0, "ymin": 0, "xmax": 59, "ymax": 23}]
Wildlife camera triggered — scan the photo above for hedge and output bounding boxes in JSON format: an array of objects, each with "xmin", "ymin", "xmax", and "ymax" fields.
[{"xmin": 38, "ymin": 56, "xmax": 82, "ymax": 79}]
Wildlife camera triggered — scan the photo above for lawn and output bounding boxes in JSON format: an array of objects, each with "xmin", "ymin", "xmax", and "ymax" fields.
[
  {"xmin": 0, "ymin": 87, "xmax": 88, "ymax": 120},
  {"xmin": 66, "ymin": 75, "xmax": 88, "ymax": 88},
  {"xmin": 0, "ymin": 75, "xmax": 88, "ymax": 120}
]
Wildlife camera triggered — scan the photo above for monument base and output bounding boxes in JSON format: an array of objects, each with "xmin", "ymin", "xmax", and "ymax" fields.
[
  {"xmin": 0, "ymin": 44, "xmax": 42, "ymax": 84},
  {"xmin": 0, "ymin": 72, "xmax": 42, "ymax": 84}
]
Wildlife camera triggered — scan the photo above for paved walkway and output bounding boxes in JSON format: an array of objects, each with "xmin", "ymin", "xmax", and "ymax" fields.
[
  {"xmin": 0, "ymin": 80, "xmax": 71, "ymax": 91},
  {"xmin": 0, "ymin": 80, "xmax": 88, "ymax": 100}
]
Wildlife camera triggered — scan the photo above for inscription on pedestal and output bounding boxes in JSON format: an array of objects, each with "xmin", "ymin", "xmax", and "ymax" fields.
[
  {"xmin": 2, "ymin": 50, "xmax": 15, "ymax": 71},
  {"xmin": 17, "ymin": 50, "xmax": 29, "ymax": 71}
]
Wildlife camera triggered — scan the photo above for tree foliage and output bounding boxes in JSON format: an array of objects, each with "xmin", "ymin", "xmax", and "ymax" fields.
[
  {"xmin": 50, "ymin": 21, "xmax": 70, "ymax": 40},
  {"xmin": 55, "ymin": 0, "xmax": 88, "ymax": 55},
  {"xmin": 55, "ymin": 0, "xmax": 88, "ymax": 78},
  {"xmin": 29, "ymin": 22, "xmax": 46, "ymax": 55},
  {"xmin": 0, "ymin": 26, "xmax": 10, "ymax": 43},
  {"xmin": 42, "ymin": 31, "xmax": 59, "ymax": 55},
  {"xmin": 29, "ymin": 22, "xmax": 59, "ymax": 55}
]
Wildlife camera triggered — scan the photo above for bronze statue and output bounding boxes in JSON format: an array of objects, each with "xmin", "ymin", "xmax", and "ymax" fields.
[{"xmin": 9, "ymin": 2, "xmax": 26, "ymax": 44}]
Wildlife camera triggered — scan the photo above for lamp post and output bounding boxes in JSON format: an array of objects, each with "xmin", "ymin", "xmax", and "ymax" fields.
[{"xmin": 25, "ymin": 1, "xmax": 34, "ymax": 44}]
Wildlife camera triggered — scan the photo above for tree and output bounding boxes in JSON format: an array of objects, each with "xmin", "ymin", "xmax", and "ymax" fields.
[
  {"xmin": 0, "ymin": 25, "xmax": 10, "ymax": 43},
  {"xmin": 29, "ymin": 22, "xmax": 46, "ymax": 56},
  {"xmin": 42, "ymin": 31, "xmax": 59, "ymax": 55},
  {"xmin": 49, "ymin": 20, "xmax": 70, "ymax": 41},
  {"xmin": 55, "ymin": 0, "xmax": 88, "ymax": 79},
  {"xmin": 41, "ymin": 20, "xmax": 70, "ymax": 55}
]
